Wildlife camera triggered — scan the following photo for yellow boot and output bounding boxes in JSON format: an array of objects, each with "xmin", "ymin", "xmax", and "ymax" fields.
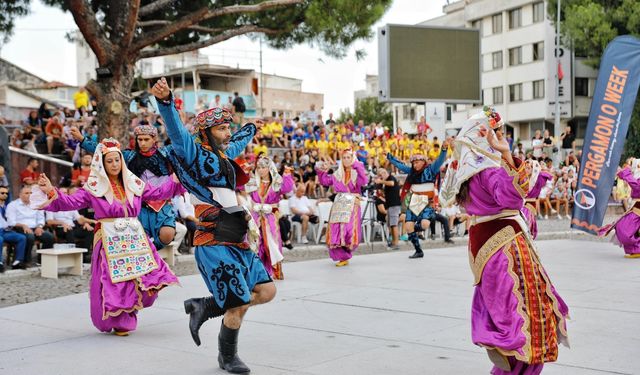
[
  {"xmin": 624, "ymin": 253, "xmax": 640, "ymax": 258},
  {"xmin": 335, "ymin": 260, "xmax": 349, "ymax": 267},
  {"xmin": 113, "ymin": 330, "xmax": 129, "ymax": 336}
]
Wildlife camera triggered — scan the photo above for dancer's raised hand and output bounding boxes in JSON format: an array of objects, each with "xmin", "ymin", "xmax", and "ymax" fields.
[{"xmin": 151, "ymin": 77, "xmax": 171, "ymax": 100}]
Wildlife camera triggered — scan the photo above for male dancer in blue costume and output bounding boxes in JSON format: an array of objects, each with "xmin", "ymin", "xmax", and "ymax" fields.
[
  {"xmin": 387, "ymin": 141, "xmax": 450, "ymax": 259},
  {"xmin": 70, "ymin": 124, "xmax": 181, "ymax": 250},
  {"xmin": 152, "ymin": 77, "xmax": 275, "ymax": 374}
]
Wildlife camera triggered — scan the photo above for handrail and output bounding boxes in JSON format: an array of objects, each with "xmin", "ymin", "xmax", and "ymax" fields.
[{"xmin": 9, "ymin": 146, "xmax": 74, "ymax": 167}]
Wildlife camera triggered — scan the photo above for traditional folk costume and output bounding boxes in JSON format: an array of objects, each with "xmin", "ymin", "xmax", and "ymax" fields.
[
  {"xmin": 32, "ymin": 139, "xmax": 181, "ymax": 335},
  {"xmin": 600, "ymin": 160, "xmax": 640, "ymax": 258},
  {"xmin": 387, "ymin": 150, "xmax": 448, "ymax": 258},
  {"xmin": 522, "ymin": 161, "xmax": 552, "ymax": 239},
  {"xmin": 157, "ymin": 97, "xmax": 269, "ymax": 373},
  {"xmin": 440, "ymin": 108, "xmax": 569, "ymax": 374},
  {"xmin": 246, "ymin": 157, "xmax": 294, "ymax": 279},
  {"xmin": 316, "ymin": 151, "xmax": 367, "ymax": 266},
  {"xmin": 81, "ymin": 126, "xmax": 181, "ymax": 250}
]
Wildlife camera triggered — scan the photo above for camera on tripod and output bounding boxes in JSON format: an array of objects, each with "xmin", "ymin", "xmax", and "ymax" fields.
[{"xmin": 362, "ymin": 177, "xmax": 382, "ymax": 198}]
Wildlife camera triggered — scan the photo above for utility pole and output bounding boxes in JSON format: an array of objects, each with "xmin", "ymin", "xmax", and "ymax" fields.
[
  {"xmin": 259, "ymin": 35, "xmax": 264, "ymax": 117},
  {"xmin": 554, "ymin": 0, "xmax": 562, "ymax": 158}
]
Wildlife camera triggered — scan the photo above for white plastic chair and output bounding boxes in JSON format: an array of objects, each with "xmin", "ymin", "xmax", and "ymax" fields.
[
  {"xmin": 315, "ymin": 201, "xmax": 333, "ymax": 244},
  {"xmin": 285, "ymin": 199, "xmax": 319, "ymax": 244}
]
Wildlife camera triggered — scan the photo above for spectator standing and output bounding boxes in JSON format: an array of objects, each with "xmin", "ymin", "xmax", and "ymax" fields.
[
  {"xmin": 374, "ymin": 168, "xmax": 401, "ymax": 249},
  {"xmin": 73, "ymin": 87, "xmax": 90, "ymax": 115},
  {"xmin": 45, "ymin": 116, "xmax": 64, "ymax": 154},
  {"xmin": 560, "ymin": 126, "xmax": 576, "ymax": 160},
  {"xmin": 7, "ymin": 185, "xmax": 54, "ymax": 264},
  {"xmin": 542, "ymin": 129, "xmax": 554, "ymax": 158},
  {"xmin": 232, "ymin": 92, "xmax": 246, "ymax": 125},
  {"xmin": 532, "ymin": 129, "xmax": 544, "ymax": 160},
  {"xmin": 416, "ymin": 116, "xmax": 432, "ymax": 136},
  {"xmin": 0, "ymin": 186, "xmax": 28, "ymax": 271}
]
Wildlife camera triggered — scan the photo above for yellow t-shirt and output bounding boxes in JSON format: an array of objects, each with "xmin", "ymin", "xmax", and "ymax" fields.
[
  {"xmin": 337, "ymin": 140, "xmax": 350, "ymax": 152},
  {"xmin": 329, "ymin": 132, "xmax": 342, "ymax": 142},
  {"xmin": 254, "ymin": 144, "xmax": 268, "ymax": 156},
  {"xmin": 402, "ymin": 149, "xmax": 412, "ymax": 160},
  {"xmin": 428, "ymin": 148, "xmax": 440, "ymax": 160},
  {"xmin": 270, "ymin": 122, "xmax": 283, "ymax": 137},
  {"xmin": 317, "ymin": 140, "xmax": 330, "ymax": 156},
  {"xmin": 399, "ymin": 138, "xmax": 409, "ymax": 149},
  {"xmin": 73, "ymin": 91, "xmax": 89, "ymax": 109},
  {"xmin": 304, "ymin": 139, "xmax": 317, "ymax": 150}
]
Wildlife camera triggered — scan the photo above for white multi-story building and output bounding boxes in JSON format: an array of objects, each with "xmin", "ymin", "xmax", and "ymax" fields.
[{"xmin": 394, "ymin": 0, "xmax": 597, "ymax": 149}]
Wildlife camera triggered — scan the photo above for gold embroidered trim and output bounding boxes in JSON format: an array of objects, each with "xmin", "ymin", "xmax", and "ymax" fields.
[
  {"xmin": 469, "ymin": 225, "xmax": 518, "ymax": 285},
  {"xmin": 501, "ymin": 159, "xmax": 527, "ymax": 199},
  {"xmin": 524, "ymin": 202, "xmax": 537, "ymax": 216}
]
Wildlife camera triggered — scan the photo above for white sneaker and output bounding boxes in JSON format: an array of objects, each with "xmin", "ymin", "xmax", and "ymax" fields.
[
  {"xmin": 544, "ymin": 215, "xmax": 549, "ymax": 219},
  {"xmin": 551, "ymin": 209, "xmax": 557, "ymax": 214},
  {"xmin": 566, "ymin": 215, "xmax": 572, "ymax": 220},
  {"xmin": 302, "ymin": 238, "xmax": 309, "ymax": 244},
  {"xmin": 537, "ymin": 214, "xmax": 543, "ymax": 220},
  {"xmin": 557, "ymin": 215, "xmax": 562, "ymax": 220}
]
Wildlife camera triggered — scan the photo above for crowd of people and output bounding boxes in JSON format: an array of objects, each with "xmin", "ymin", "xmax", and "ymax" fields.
[{"xmin": 1, "ymin": 82, "xmax": 593, "ymax": 276}]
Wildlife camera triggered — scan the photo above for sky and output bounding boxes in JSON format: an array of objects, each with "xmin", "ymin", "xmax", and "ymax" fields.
[{"xmin": 0, "ymin": 0, "xmax": 445, "ymax": 118}]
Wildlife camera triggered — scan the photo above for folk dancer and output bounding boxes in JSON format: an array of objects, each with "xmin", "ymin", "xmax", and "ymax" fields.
[
  {"xmin": 32, "ymin": 138, "xmax": 182, "ymax": 335},
  {"xmin": 440, "ymin": 107, "xmax": 569, "ymax": 374},
  {"xmin": 386, "ymin": 143, "xmax": 449, "ymax": 259},
  {"xmin": 152, "ymin": 77, "xmax": 276, "ymax": 374},
  {"xmin": 316, "ymin": 150, "xmax": 367, "ymax": 266}
]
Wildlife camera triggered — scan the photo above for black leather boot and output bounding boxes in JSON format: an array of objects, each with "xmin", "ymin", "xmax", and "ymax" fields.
[
  {"xmin": 408, "ymin": 232, "xmax": 424, "ymax": 259},
  {"xmin": 218, "ymin": 322, "xmax": 250, "ymax": 374},
  {"xmin": 184, "ymin": 296, "xmax": 225, "ymax": 346}
]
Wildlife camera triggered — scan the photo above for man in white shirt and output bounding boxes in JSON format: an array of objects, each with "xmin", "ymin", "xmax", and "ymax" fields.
[
  {"xmin": 288, "ymin": 183, "xmax": 318, "ymax": 244},
  {"xmin": 7, "ymin": 185, "xmax": 54, "ymax": 264},
  {"xmin": 0, "ymin": 185, "xmax": 28, "ymax": 271},
  {"xmin": 209, "ymin": 94, "xmax": 222, "ymax": 110},
  {"xmin": 45, "ymin": 187, "xmax": 95, "ymax": 259},
  {"xmin": 172, "ymin": 192, "xmax": 196, "ymax": 254}
]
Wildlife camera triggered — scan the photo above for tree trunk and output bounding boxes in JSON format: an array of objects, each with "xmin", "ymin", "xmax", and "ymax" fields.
[{"xmin": 87, "ymin": 63, "xmax": 137, "ymax": 146}]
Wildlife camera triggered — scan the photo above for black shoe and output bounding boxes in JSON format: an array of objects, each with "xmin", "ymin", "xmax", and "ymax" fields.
[
  {"xmin": 218, "ymin": 322, "xmax": 250, "ymax": 374},
  {"xmin": 12, "ymin": 262, "xmax": 26, "ymax": 270},
  {"xmin": 0, "ymin": 264, "xmax": 4, "ymax": 273},
  {"xmin": 445, "ymin": 239, "xmax": 455, "ymax": 244},
  {"xmin": 429, "ymin": 234, "xmax": 436, "ymax": 240},
  {"xmin": 408, "ymin": 251, "xmax": 424, "ymax": 259},
  {"xmin": 418, "ymin": 234, "xmax": 426, "ymax": 240},
  {"xmin": 284, "ymin": 242, "xmax": 293, "ymax": 250},
  {"xmin": 184, "ymin": 296, "xmax": 225, "ymax": 346}
]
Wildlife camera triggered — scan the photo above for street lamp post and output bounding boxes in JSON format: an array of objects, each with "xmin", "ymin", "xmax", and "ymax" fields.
[{"xmin": 554, "ymin": 0, "xmax": 562, "ymax": 161}]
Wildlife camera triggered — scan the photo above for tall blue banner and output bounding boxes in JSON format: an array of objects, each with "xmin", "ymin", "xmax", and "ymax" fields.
[{"xmin": 572, "ymin": 36, "xmax": 640, "ymax": 234}]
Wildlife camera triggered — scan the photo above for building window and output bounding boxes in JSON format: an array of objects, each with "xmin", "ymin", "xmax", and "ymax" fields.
[
  {"xmin": 492, "ymin": 13, "xmax": 502, "ymax": 34},
  {"xmin": 533, "ymin": 80, "xmax": 545, "ymax": 99},
  {"xmin": 509, "ymin": 83, "xmax": 523, "ymax": 102},
  {"xmin": 492, "ymin": 51, "xmax": 503, "ymax": 70},
  {"xmin": 509, "ymin": 8, "xmax": 522, "ymax": 29},
  {"xmin": 575, "ymin": 77, "xmax": 589, "ymax": 96},
  {"xmin": 533, "ymin": 42, "xmax": 544, "ymax": 61},
  {"xmin": 509, "ymin": 47, "xmax": 522, "ymax": 66},
  {"xmin": 493, "ymin": 87, "xmax": 504, "ymax": 104},
  {"xmin": 533, "ymin": 2, "xmax": 544, "ymax": 23},
  {"xmin": 446, "ymin": 105, "xmax": 452, "ymax": 122}
]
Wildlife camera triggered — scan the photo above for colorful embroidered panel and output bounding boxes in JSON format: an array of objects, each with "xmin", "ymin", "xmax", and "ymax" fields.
[{"xmin": 101, "ymin": 218, "xmax": 158, "ymax": 283}]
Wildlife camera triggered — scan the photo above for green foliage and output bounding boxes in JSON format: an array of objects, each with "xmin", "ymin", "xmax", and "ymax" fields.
[
  {"xmin": 547, "ymin": 0, "xmax": 640, "ymax": 68},
  {"xmin": 0, "ymin": 0, "xmax": 31, "ymax": 43},
  {"xmin": 548, "ymin": 0, "xmax": 640, "ymax": 159},
  {"xmin": 338, "ymin": 97, "xmax": 393, "ymax": 130}
]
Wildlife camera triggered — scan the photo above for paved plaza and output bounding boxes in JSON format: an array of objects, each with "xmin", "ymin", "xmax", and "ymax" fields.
[{"xmin": 0, "ymin": 239, "xmax": 638, "ymax": 375}]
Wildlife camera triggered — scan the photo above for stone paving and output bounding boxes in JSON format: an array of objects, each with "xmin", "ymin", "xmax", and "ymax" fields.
[
  {"xmin": 0, "ymin": 216, "xmax": 614, "ymax": 308},
  {"xmin": 1, "ymin": 239, "xmax": 638, "ymax": 375}
]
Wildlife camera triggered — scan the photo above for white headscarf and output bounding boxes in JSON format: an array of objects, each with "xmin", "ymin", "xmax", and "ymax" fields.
[
  {"xmin": 526, "ymin": 160, "xmax": 542, "ymax": 193},
  {"xmin": 632, "ymin": 158, "xmax": 640, "ymax": 179},
  {"xmin": 84, "ymin": 138, "xmax": 145, "ymax": 205},
  {"xmin": 246, "ymin": 157, "xmax": 283, "ymax": 194},
  {"xmin": 440, "ymin": 109, "xmax": 504, "ymax": 206},
  {"xmin": 333, "ymin": 150, "xmax": 358, "ymax": 185}
]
